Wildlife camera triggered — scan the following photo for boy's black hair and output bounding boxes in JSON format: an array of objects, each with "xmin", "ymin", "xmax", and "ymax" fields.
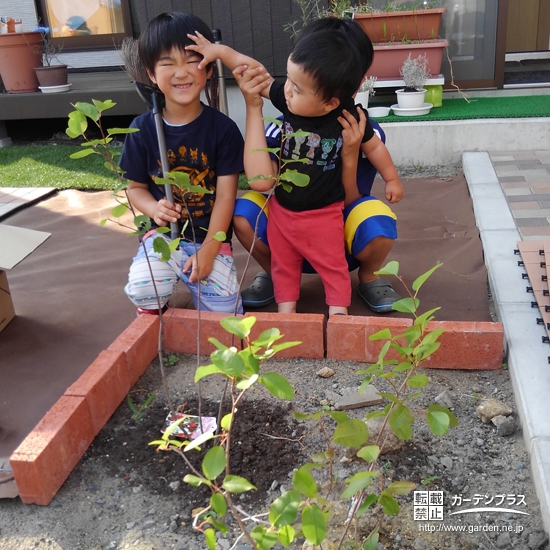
[
  {"xmin": 292, "ymin": 17, "xmax": 374, "ymax": 101},
  {"xmin": 138, "ymin": 12, "xmax": 215, "ymax": 75}
]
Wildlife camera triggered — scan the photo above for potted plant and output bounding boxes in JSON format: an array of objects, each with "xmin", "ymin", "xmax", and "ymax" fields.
[
  {"xmin": 354, "ymin": 75, "xmax": 376, "ymax": 108},
  {"xmin": 34, "ymin": 28, "xmax": 69, "ymax": 91},
  {"xmin": 395, "ymin": 53, "xmax": 430, "ymax": 109},
  {"xmin": 351, "ymin": 1, "xmax": 447, "ymax": 43},
  {"xmin": 0, "ymin": 30, "xmax": 42, "ymax": 93}
]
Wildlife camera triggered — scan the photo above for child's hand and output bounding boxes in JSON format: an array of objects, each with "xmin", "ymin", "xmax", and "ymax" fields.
[
  {"xmin": 153, "ymin": 198, "xmax": 181, "ymax": 226},
  {"xmin": 233, "ymin": 65, "xmax": 271, "ymax": 108},
  {"xmin": 385, "ymin": 179, "xmax": 404, "ymax": 203},
  {"xmin": 338, "ymin": 107, "xmax": 365, "ymax": 159},
  {"xmin": 183, "ymin": 248, "xmax": 216, "ymax": 283},
  {"xmin": 186, "ymin": 32, "xmax": 218, "ymax": 69}
]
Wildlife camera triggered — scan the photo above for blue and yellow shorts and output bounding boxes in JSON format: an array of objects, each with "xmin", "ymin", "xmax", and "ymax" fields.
[{"xmin": 233, "ymin": 192, "xmax": 397, "ymax": 273}]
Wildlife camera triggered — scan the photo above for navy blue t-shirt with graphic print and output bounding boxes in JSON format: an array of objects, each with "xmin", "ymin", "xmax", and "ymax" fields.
[
  {"xmin": 119, "ymin": 104, "xmax": 244, "ymax": 243},
  {"xmin": 269, "ymin": 80, "xmax": 374, "ymax": 212}
]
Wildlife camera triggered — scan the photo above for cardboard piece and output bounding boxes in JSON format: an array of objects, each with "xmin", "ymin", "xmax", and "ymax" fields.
[{"xmin": 0, "ymin": 224, "xmax": 50, "ymax": 333}]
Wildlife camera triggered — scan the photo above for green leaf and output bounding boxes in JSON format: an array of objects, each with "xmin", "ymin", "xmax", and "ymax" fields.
[
  {"xmin": 74, "ymin": 101, "xmax": 99, "ymax": 121},
  {"xmin": 326, "ymin": 410, "xmax": 349, "ymax": 424},
  {"xmin": 428, "ymin": 403, "xmax": 458, "ymax": 427},
  {"xmin": 220, "ymin": 315, "xmax": 255, "ymax": 338},
  {"xmin": 375, "ymin": 260, "xmax": 399, "ymax": 276},
  {"xmin": 268, "ymin": 490, "xmax": 301, "ymax": 527},
  {"xmin": 363, "ymin": 531, "xmax": 379, "ymax": 550},
  {"xmin": 183, "ymin": 474, "xmax": 208, "ymax": 487},
  {"xmin": 184, "ymin": 429, "xmax": 215, "ymax": 452},
  {"xmin": 153, "ymin": 235, "xmax": 171, "ymax": 262},
  {"xmin": 269, "ymin": 341, "xmax": 301, "ymax": 353},
  {"xmin": 210, "ymin": 493, "xmax": 227, "ymax": 517},
  {"xmin": 392, "ymin": 297, "xmax": 419, "ymax": 314},
  {"xmin": 341, "ymin": 471, "xmax": 378, "ymax": 499},
  {"xmin": 406, "ymin": 374, "xmax": 429, "ymax": 388},
  {"xmin": 220, "ymin": 413, "xmax": 233, "ymax": 430},
  {"xmin": 259, "ymin": 372, "xmax": 294, "ymax": 400},
  {"xmin": 292, "ymin": 468, "xmax": 317, "ymax": 498},
  {"xmin": 263, "ymin": 116, "xmax": 283, "ymax": 126},
  {"xmin": 195, "ymin": 363, "xmax": 222, "ymax": 382},
  {"xmin": 394, "ymin": 362, "xmax": 414, "ymax": 372},
  {"xmin": 222, "ymin": 475, "xmax": 257, "ymax": 493},
  {"xmin": 211, "ymin": 348, "xmax": 245, "ymax": 377},
  {"xmin": 357, "ymin": 445, "xmax": 380, "ymax": 463},
  {"xmin": 414, "ymin": 307, "xmax": 441, "ymax": 326},
  {"xmin": 293, "ymin": 410, "xmax": 323, "ymax": 421},
  {"xmin": 202, "ymin": 446, "xmax": 226, "ymax": 480},
  {"xmin": 377, "ymin": 392, "xmax": 401, "ymax": 403},
  {"xmin": 168, "ymin": 238, "xmax": 180, "ymax": 253},
  {"xmin": 92, "ymin": 98, "xmax": 116, "ymax": 111},
  {"xmin": 206, "ymin": 515, "xmax": 228, "ymax": 534},
  {"xmin": 427, "ymin": 410, "xmax": 450, "ymax": 435},
  {"xmin": 67, "ymin": 110, "xmax": 88, "ymax": 135},
  {"xmin": 278, "ymin": 524, "xmax": 296, "ymax": 547},
  {"xmin": 69, "ymin": 148, "xmax": 96, "ymax": 159},
  {"xmin": 65, "ymin": 127, "xmax": 79, "ymax": 139},
  {"xmin": 412, "ymin": 263, "xmax": 442, "ymax": 292},
  {"xmin": 378, "ymin": 491, "xmax": 400, "ymax": 516},
  {"xmin": 236, "ymin": 373, "xmax": 259, "ymax": 390},
  {"xmin": 239, "ymin": 347, "xmax": 260, "ymax": 375},
  {"xmin": 253, "ymin": 327, "xmax": 283, "ymax": 348},
  {"xmin": 204, "ymin": 528, "xmax": 216, "ymax": 550},
  {"xmin": 356, "ymin": 494, "xmax": 378, "ymax": 517},
  {"xmin": 99, "ymin": 219, "xmax": 107, "ymax": 227},
  {"xmin": 389, "ymin": 403, "xmax": 414, "ymax": 440},
  {"xmin": 133, "ymin": 214, "xmax": 151, "ymax": 231},
  {"xmin": 285, "ymin": 129, "xmax": 310, "ymax": 139},
  {"xmin": 301, "ymin": 504, "xmax": 327, "ymax": 545},
  {"xmin": 107, "ymin": 127, "xmax": 140, "ymax": 135},
  {"xmin": 110, "ymin": 203, "xmax": 128, "ymax": 218},
  {"xmin": 332, "ymin": 419, "xmax": 369, "ymax": 447},
  {"xmin": 250, "ymin": 525, "xmax": 278, "ymax": 549},
  {"xmin": 211, "ymin": 230, "xmax": 226, "ymax": 242},
  {"xmin": 280, "ymin": 169, "xmax": 310, "ymax": 187},
  {"xmin": 207, "ymin": 337, "xmax": 228, "ymax": 351},
  {"xmin": 386, "ymin": 481, "xmax": 416, "ymax": 495},
  {"xmin": 368, "ymin": 328, "xmax": 392, "ymax": 341},
  {"xmin": 365, "ymin": 410, "xmax": 387, "ymax": 420}
]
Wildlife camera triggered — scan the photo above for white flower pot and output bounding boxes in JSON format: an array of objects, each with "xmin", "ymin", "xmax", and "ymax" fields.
[
  {"xmin": 396, "ymin": 88, "xmax": 427, "ymax": 109},
  {"xmin": 355, "ymin": 91, "xmax": 370, "ymax": 108}
]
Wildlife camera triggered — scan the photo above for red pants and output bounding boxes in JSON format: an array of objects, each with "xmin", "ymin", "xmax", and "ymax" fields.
[{"xmin": 267, "ymin": 196, "xmax": 351, "ymax": 306}]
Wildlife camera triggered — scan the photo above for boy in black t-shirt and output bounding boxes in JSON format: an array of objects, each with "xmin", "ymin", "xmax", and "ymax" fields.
[
  {"xmin": 119, "ymin": 12, "xmax": 244, "ymax": 315},
  {"xmin": 188, "ymin": 19, "xmax": 402, "ymax": 316}
]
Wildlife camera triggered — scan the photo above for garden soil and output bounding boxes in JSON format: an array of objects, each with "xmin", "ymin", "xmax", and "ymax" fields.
[
  {"xmin": 0, "ymin": 351, "xmax": 548, "ymax": 550},
  {"xmin": 1, "ymin": 163, "xmax": 547, "ymax": 550}
]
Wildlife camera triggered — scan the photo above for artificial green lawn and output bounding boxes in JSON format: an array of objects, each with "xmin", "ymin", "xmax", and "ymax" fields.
[
  {"xmin": 372, "ymin": 94, "xmax": 550, "ymax": 123},
  {"xmin": 0, "ymin": 144, "xmax": 250, "ymax": 190}
]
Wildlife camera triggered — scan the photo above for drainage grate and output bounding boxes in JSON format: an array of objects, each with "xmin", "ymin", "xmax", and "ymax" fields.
[{"xmin": 517, "ymin": 242, "xmax": 550, "ymax": 361}]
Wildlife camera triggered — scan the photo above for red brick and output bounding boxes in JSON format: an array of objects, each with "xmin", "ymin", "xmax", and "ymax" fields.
[
  {"xmin": 326, "ymin": 315, "xmax": 369, "ymax": 361},
  {"xmin": 163, "ymin": 308, "xmax": 242, "ymax": 356},
  {"xmin": 65, "ymin": 350, "xmax": 130, "ymax": 435},
  {"xmin": 108, "ymin": 314, "xmax": 159, "ymax": 385},
  {"xmin": 364, "ymin": 317, "xmax": 413, "ymax": 363},
  {"xmin": 422, "ymin": 321, "xmax": 504, "ymax": 370},
  {"xmin": 10, "ymin": 396, "xmax": 94, "ymax": 505},
  {"xmin": 245, "ymin": 312, "xmax": 325, "ymax": 358}
]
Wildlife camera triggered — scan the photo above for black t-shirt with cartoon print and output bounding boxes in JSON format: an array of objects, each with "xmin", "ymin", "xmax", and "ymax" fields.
[
  {"xmin": 269, "ymin": 80, "xmax": 374, "ymax": 212},
  {"xmin": 119, "ymin": 104, "xmax": 244, "ymax": 243}
]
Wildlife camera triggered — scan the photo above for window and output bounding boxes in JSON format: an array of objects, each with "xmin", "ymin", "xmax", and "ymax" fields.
[{"xmin": 36, "ymin": 0, "xmax": 132, "ymax": 51}]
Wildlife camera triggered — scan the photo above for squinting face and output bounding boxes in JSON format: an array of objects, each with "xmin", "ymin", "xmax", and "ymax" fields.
[
  {"xmin": 149, "ymin": 47, "xmax": 211, "ymax": 110},
  {"xmin": 284, "ymin": 58, "xmax": 335, "ymax": 117}
]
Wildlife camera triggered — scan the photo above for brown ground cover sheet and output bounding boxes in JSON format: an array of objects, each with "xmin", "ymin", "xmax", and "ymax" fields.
[{"xmin": 0, "ymin": 174, "xmax": 491, "ymax": 463}]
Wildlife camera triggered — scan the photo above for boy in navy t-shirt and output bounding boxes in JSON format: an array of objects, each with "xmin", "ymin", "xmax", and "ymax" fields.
[{"xmin": 119, "ymin": 12, "xmax": 244, "ymax": 315}]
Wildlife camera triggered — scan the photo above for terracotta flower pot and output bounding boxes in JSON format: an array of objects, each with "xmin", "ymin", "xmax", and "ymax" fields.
[
  {"xmin": 35, "ymin": 65, "xmax": 68, "ymax": 88},
  {"xmin": 367, "ymin": 39, "xmax": 449, "ymax": 79},
  {"xmin": 0, "ymin": 31, "xmax": 42, "ymax": 93},
  {"xmin": 354, "ymin": 8, "xmax": 446, "ymax": 43}
]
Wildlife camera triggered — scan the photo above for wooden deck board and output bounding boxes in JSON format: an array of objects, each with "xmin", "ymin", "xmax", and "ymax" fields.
[{"xmin": 0, "ymin": 71, "xmax": 147, "ymax": 120}]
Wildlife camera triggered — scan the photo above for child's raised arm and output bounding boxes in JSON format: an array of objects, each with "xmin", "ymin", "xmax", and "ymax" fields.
[
  {"xmin": 187, "ymin": 32, "xmax": 273, "ymax": 97},
  {"xmin": 233, "ymin": 65, "xmax": 277, "ymax": 191}
]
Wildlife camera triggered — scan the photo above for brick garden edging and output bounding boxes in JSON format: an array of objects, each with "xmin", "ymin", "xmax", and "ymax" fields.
[{"xmin": 10, "ymin": 310, "xmax": 504, "ymax": 505}]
